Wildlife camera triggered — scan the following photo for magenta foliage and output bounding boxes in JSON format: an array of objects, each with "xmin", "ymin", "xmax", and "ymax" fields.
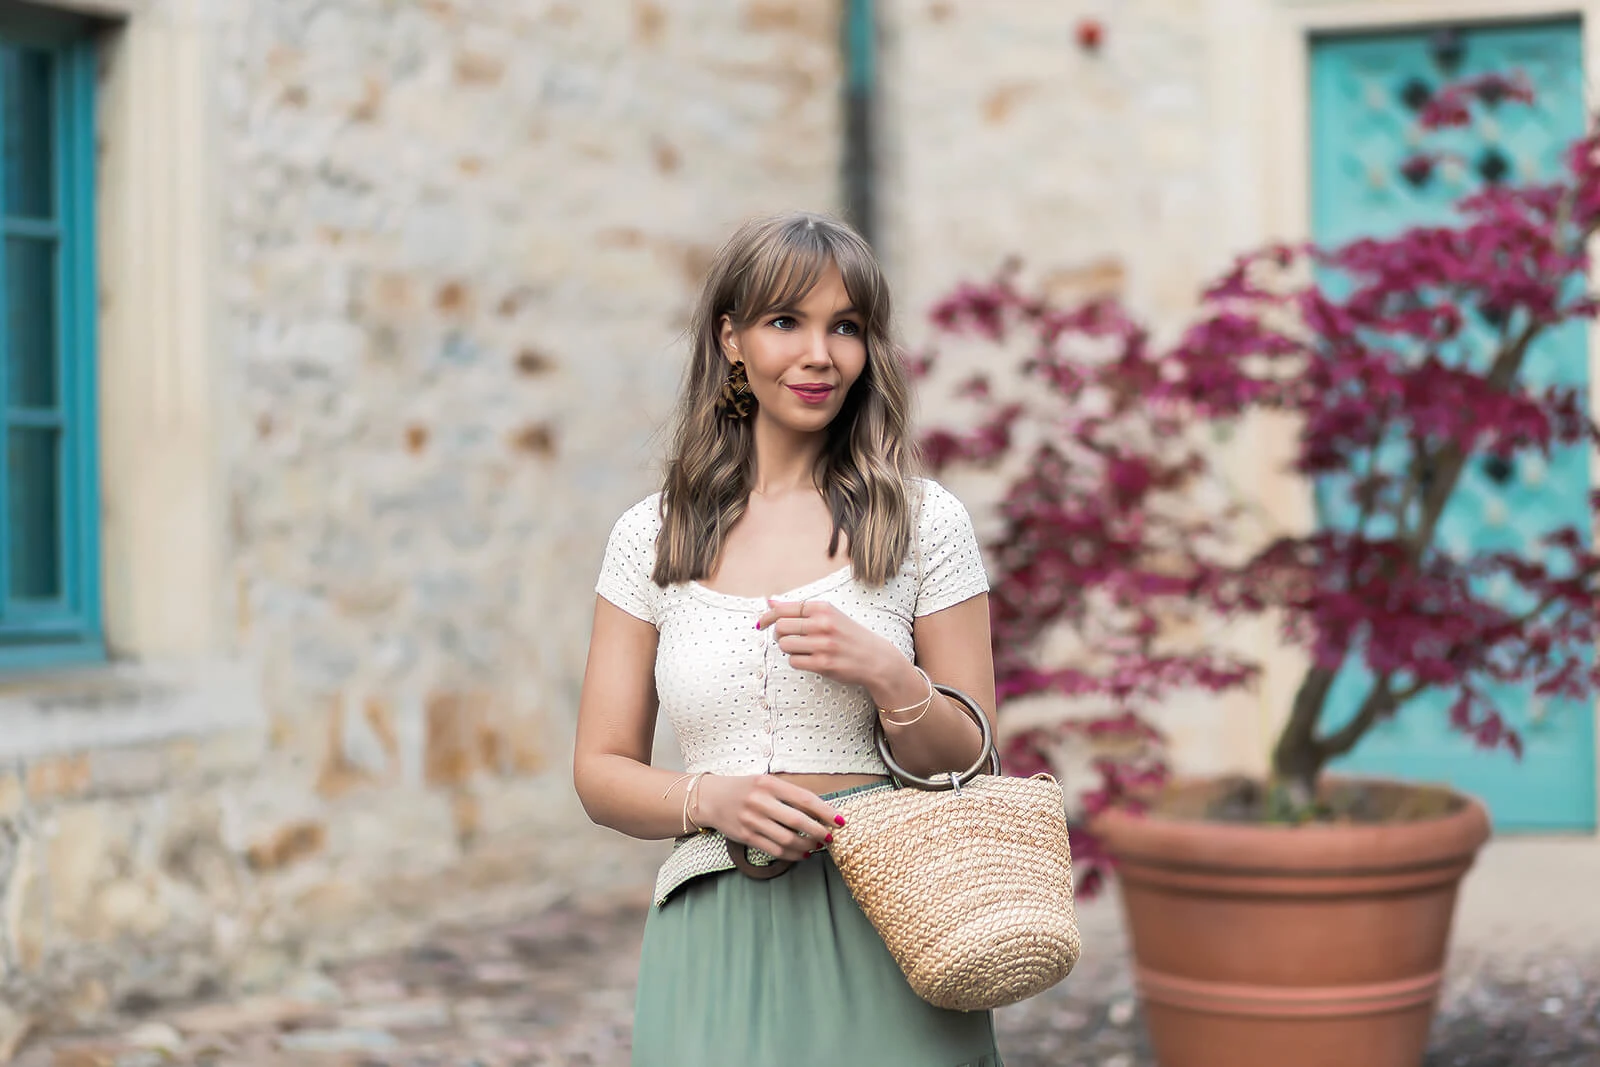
[{"xmin": 918, "ymin": 79, "xmax": 1600, "ymax": 895}]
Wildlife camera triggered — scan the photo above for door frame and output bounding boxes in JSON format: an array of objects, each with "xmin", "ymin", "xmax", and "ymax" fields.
[{"xmin": 1207, "ymin": 0, "xmax": 1600, "ymax": 830}]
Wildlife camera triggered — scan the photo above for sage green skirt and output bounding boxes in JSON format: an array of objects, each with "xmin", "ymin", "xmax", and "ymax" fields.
[{"xmin": 632, "ymin": 786, "xmax": 1003, "ymax": 1067}]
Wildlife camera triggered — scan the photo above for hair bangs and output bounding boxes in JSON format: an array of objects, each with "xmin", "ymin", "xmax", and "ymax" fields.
[
  {"xmin": 729, "ymin": 230, "xmax": 833, "ymax": 327},
  {"xmin": 829, "ymin": 236, "xmax": 888, "ymax": 326}
]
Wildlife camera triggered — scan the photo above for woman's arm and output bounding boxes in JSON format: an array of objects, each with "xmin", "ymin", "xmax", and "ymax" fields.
[
  {"xmin": 873, "ymin": 593, "xmax": 994, "ymax": 778},
  {"xmin": 573, "ymin": 596, "xmax": 845, "ymax": 853},
  {"xmin": 572, "ymin": 597, "xmax": 702, "ymax": 840}
]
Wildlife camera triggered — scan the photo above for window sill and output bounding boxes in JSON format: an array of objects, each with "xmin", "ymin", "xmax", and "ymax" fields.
[{"xmin": 0, "ymin": 658, "xmax": 264, "ymax": 761}]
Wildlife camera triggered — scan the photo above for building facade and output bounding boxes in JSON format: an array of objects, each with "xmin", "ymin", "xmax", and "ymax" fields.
[{"xmin": 0, "ymin": 0, "xmax": 1596, "ymax": 1028}]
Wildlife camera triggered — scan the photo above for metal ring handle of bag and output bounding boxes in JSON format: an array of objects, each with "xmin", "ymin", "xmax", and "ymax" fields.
[{"xmin": 876, "ymin": 681, "xmax": 1001, "ymax": 791}]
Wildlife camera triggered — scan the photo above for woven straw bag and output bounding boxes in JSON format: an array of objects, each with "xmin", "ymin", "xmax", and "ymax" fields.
[{"xmin": 826, "ymin": 683, "xmax": 1081, "ymax": 1012}]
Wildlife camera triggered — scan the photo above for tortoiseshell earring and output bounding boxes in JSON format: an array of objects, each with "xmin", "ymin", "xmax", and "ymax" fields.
[{"xmin": 719, "ymin": 359, "xmax": 754, "ymax": 419}]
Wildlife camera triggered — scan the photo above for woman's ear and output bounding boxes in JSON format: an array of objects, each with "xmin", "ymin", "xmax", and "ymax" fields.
[{"xmin": 719, "ymin": 315, "xmax": 740, "ymax": 365}]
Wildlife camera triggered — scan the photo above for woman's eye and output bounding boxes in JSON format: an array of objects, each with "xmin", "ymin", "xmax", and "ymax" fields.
[
  {"xmin": 835, "ymin": 321, "xmax": 862, "ymax": 337},
  {"xmin": 770, "ymin": 316, "xmax": 797, "ymax": 330}
]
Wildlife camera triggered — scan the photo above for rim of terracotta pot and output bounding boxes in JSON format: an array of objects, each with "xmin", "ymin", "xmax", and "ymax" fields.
[{"xmin": 1091, "ymin": 775, "xmax": 1492, "ymax": 875}]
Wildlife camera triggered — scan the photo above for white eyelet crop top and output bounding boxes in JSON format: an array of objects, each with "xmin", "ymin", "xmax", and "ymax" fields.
[{"xmin": 593, "ymin": 478, "xmax": 990, "ymax": 778}]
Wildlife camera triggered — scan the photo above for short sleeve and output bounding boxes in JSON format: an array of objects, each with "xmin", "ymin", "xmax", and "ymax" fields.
[
  {"xmin": 913, "ymin": 480, "xmax": 990, "ymax": 617},
  {"xmin": 595, "ymin": 495, "xmax": 664, "ymax": 626}
]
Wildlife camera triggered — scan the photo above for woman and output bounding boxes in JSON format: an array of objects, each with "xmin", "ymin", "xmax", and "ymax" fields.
[{"xmin": 573, "ymin": 211, "xmax": 1003, "ymax": 1066}]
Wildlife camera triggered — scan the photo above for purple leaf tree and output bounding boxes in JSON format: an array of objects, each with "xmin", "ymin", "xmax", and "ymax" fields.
[{"xmin": 916, "ymin": 73, "xmax": 1600, "ymax": 897}]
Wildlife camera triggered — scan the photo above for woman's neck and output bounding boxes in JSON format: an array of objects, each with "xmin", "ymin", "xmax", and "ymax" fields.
[{"xmin": 749, "ymin": 416, "xmax": 827, "ymax": 498}]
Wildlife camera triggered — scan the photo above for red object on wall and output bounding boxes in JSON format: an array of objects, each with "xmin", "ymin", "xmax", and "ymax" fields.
[{"xmin": 1077, "ymin": 18, "xmax": 1104, "ymax": 52}]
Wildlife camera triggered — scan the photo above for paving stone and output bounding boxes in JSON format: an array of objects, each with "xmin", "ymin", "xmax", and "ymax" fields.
[
  {"xmin": 165, "ymin": 997, "xmax": 334, "ymax": 1037},
  {"xmin": 275, "ymin": 1028, "xmax": 399, "ymax": 1054},
  {"xmin": 335, "ymin": 1001, "xmax": 453, "ymax": 1032},
  {"xmin": 120, "ymin": 1024, "xmax": 180, "ymax": 1055},
  {"xmin": 11, "ymin": 890, "xmax": 1600, "ymax": 1067}
]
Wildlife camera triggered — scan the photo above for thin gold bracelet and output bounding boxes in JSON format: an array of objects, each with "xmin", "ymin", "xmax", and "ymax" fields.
[
  {"xmin": 879, "ymin": 666, "xmax": 935, "ymax": 727},
  {"xmin": 681, "ymin": 772, "xmax": 710, "ymax": 835}
]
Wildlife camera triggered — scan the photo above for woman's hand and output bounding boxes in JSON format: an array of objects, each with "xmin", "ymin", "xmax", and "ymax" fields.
[
  {"xmin": 758, "ymin": 597, "xmax": 903, "ymax": 692},
  {"xmin": 695, "ymin": 773, "xmax": 846, "ymax": 861}
]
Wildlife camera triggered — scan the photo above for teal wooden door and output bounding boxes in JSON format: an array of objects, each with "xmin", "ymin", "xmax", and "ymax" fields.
[{"xmin": 1310, "ymin": 20, "xmax": 1595, "ymax": 831}]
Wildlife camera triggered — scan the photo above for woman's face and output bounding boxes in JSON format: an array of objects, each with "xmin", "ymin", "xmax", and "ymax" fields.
[{"xmin": 721, "ymin": 264, "xmax": 867, "ymax": 436}]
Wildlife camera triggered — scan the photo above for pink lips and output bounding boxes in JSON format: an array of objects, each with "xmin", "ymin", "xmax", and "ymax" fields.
[{"xmin": 787, "ymin": 384, "xmax": 835, "ymax": 404}]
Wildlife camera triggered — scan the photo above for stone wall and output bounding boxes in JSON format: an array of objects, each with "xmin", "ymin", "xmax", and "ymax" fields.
[
  {"xmin": 225, "ymin": 0, "xmax": 846, "ymax": 772},
  {"xmin": 0, "ymin": 0, "xmax": 844, "ymax": 1027}
]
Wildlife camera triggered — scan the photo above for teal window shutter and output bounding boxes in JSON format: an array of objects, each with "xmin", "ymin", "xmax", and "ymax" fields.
[{"xmin": 0, "ymin": 14, "xmax": 102, "ymax": 670}]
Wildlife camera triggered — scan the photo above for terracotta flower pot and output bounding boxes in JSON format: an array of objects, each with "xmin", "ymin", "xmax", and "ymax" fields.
[{"xmin": 1092, "ymin": 779, "xmax": 1491, "ymax": 1067}]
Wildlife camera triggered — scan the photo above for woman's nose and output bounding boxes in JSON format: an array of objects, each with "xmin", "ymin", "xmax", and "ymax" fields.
[{"xmin": 801, "ymin": 330, "xmax": 834, "ymax": 367}]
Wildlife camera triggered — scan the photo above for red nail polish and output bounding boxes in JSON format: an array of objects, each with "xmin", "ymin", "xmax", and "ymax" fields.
[
  {"xmin": 824, "ymin": 833, "xmax": 834, "ymax": 844},
  {"xmin": 834, "ymin": 815, "xmax": 846, "ymax": 827}
]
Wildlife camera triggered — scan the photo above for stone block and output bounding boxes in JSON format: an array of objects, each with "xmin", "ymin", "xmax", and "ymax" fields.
[
  {"xmin": 0, "ymin": 771, "xmax": 20, "ymax": 819},
  {"xmin": 92, "ymin": 878, "xmax": 169, "ymax": 940},
  {"xmin": 324, "ymin": 691, "xmax": 408, "ymax": 797},
  {"xmin": 158, "ymin": 808, "xmax": 237, "ymax": 900},
  {"xmin": 244, "ymin": 820, "xmax": 327, "ymax": 873},
  {"xmin": 452, "ymin": 51, "xmax": 505, "ymax": 87},
  {"xmin": 180, "ymin": 727, "xmax": 266, "ymax": 779},
  {"xmin": 450, "ymin": 790, "xmax": 480, "ymax": 848},
  {"xmin": 2, "ymin": 834, "xmax": 45, "ymax": 973},
  {"xmin": 46, "ymin": 805, "xmax": 116, "ymax": 936},
  {"xmin": 286, "ymin": 878, "xmax": 370, "ymax": 929},
  {"xmin": 85, "ymin": 746, "xmax": 168, "ymax": 798},
  {"xmin": 24, "ymin": 756, "xmax": 92, "ymax": 805},
  {"xmin": 422, "ymin": 692, "xmax": 486, "ymax": 789}
]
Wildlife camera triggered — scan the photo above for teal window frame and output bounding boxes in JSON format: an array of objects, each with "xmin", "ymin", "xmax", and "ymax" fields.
[{"xmin": 0, "ymin": 5, "xmax": 102, "ymax": 671}]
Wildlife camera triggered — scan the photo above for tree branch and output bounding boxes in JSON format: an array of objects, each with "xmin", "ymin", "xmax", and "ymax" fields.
[
  {"xmin": 1315, "ymin": 674, "xmax": 1429, "ymax": 762},
  {"xmin": 1406, "ymin": 318, "xmax": 1543, "ymax": 560},
  {"xmin": 1394, "ymin": 433, "xmax": 1428, "ymax": 542}
]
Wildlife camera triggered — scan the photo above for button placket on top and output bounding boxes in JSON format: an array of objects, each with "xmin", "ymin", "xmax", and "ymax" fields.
[{"xmin": 759, "ymin": 614, "xmax": 779, "ymax": 770}]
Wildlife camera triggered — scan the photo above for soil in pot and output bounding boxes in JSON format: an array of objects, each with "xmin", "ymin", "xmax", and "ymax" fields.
[{"xmin": 1093, "ymin": 777, "xmax": 1492, "ymax": 1067}]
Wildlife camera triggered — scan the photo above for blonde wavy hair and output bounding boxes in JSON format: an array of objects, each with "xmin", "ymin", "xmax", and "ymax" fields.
[{"xmin": 653, "ymin": 211, "xmax": 918, "ymax": 587}]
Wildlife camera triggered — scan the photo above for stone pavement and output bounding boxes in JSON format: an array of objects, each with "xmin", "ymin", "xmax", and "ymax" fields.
[{"xmin": 10, "ymin": 834, "xmax": 1600, "ymax": 1067}]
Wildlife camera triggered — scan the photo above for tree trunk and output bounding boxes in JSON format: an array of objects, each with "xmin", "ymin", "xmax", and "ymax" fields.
[{"xmin": 1271, "ymin": 665, "xmax": 1335, "ymax": 807}]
